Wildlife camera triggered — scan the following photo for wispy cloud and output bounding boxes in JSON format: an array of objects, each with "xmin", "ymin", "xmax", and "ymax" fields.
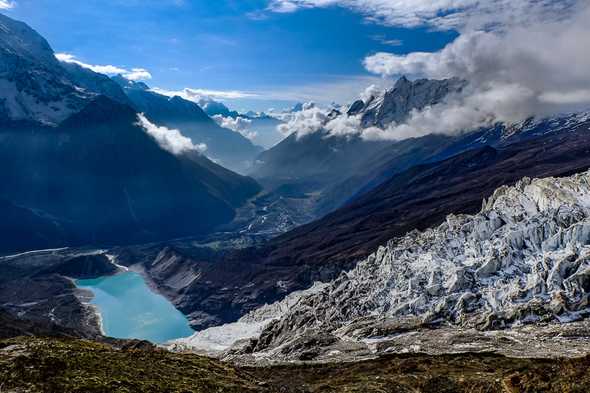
[
  {"xmin": 152, "ymin": 87, "xmax": 258, "ymax": 101},
  {"xmin": 124, "ymin": 68, "xmax": 152, "ymax": 81},
  {"xmin": 266, "ymin": 0, "xmax": 576, "ymax": 30},
  {"xmin": 370, "ymin": 34, "xmax": 402, "ymax": 47},
  {"xmin": 154, "ymin": 76, "xmax": 387, "ymax": 108},
  {"xmin": 136, "ymin": 114, "xmax": 206, "ymax": 155},
  {"xmin": 258, "ymin": 76, "xmax": 388, "ymax": 104},
  {"xmin": 212, "ymin": 115, "xmax": 258, "ymax": 140},
  {"xmin": 55, "ymin": 53, "xmax": 152, "ymax": 81},
  {"xmin": 0, "ymin": 0, "xmax": 15, "ymax": 10}
]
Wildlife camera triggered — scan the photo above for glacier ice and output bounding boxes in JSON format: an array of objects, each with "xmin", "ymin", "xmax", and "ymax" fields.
[{"xmin": 173, "ymin": 170, "xmax": 590, "ymax": 357}]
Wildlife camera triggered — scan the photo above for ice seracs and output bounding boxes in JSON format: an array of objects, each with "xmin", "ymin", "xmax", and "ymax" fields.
[{"xmin": 173, "ymin": 169, "xmax": 590, "ymax": 358}]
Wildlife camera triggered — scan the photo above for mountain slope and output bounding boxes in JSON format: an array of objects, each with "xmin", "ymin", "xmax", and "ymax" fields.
[
  {"xmin": 253, "ymin": 130, "xmax": 391, "ymax": 187},
  {"xmin": 226, "ymin": 168, "xmax": 590, "ymax": 358},
  {"xmin": 114, "ymin": 116, "xmax": 590, "ymax": 330},
  {"xmin": 250, "ymin": 77, "xmax": 466, "ymax": 210},
  {"xmin": 0, "ymin": 14, "xmax": 261, "ymax": 252},
  {"xmin": 0, "ymin": 97, "xmax": 260, "ymax": 251},
  {"xmin": 0, "ymin": 13, "xmax": 90, "ymax": 124},
  {"xmin": 113, "ymin": 76, "xmax": 263, "ymax": 174},
  {"xmin": 5, "ymin": 337, "xmax": 590, "ymax": 393}
]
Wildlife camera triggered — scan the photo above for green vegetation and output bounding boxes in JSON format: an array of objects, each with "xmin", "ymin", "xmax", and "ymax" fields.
[{"xmin": 1, "ymin": 336, "xmax": 590, "ymax": 392}]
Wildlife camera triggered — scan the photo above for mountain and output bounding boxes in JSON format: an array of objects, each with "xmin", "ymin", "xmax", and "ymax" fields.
[
  {"xmin": 314, "ymin": 112, "xmax": 590, "ymax": 216},
  {"xmin": 109, "ymin": 115, "xmax": 590, "ymax": 330},
  {"xmin": 197, "ymin": 96, "xmax": 240, "ymax": 118},
  {"xmin": 113, "ymin": 76, "xmax": 263, "ymax": 174},
  {"xmin": 350, "ymin": 76, "xmax": 466, "ymax": 128},
  {"xmin": 0, "ymin": 14, "xmax": 261, "ymax": 253},
  {"xmin": 179, "ymin": 167, "xmax": 590, "ymax": 361},
  {"xmin": 60, "ymin": 62, "xmax": 131, "ymax": 106},
  {"xmin": 0, "ymin": 97, "xmax": 260, "ymax": 252},
  {"xmin": 252, "ymin": 130, "xmax": 392, "ymax": 188},
  {"xmin": 0, "ymin": 13, "xmax": 92, "ymax": 125},
  {"xmin": 250, "ymin": 77, "xmax": 466, "ymax": 209}
]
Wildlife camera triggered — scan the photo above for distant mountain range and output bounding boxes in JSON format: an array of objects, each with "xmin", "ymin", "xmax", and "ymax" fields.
[
  {"xmin": 179, "ymin": 164, "xmax": 590, "ymax": 361},
  {"xmin": 142, "ymin": 110, "xmax": 590, "ymax": 334},
  {"xmin": 112, "ymin": 77, "xmax": 264, "ymax": 174},
  {"xmin": 250, "ymin": 77, "xmax": 467, "ymax": 215},
  {"xmin": 350, "ymin": 76, "xmax": 466, "ymax": 127},
  {"xmin": 0, "ymin": 13, "xmax": 261, "ymax": 253}
]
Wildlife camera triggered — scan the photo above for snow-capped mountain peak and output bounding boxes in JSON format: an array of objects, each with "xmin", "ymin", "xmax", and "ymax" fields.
[{"xmin": 0, "ymin": 13, "xmax": 94, "ymax": 125}]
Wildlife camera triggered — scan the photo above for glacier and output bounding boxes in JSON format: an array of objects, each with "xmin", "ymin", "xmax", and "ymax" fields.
[{"xmin": 172, "ymin": 169, "xmax": 590, "ymax": 360}]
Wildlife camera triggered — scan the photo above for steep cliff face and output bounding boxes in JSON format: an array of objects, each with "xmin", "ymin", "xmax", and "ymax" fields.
[
  {"xmin": 350, "ymin": 76, "xmax": 467, "ymax": 128},
  {"xmin": 0, "ymin": 13, "xmax": 91, "ymax": 124}
]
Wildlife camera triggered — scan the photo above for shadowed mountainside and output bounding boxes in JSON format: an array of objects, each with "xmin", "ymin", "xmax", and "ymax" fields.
[{"xmin": 112, "ymin": 120, "xmax": 590, "ymax": 329}]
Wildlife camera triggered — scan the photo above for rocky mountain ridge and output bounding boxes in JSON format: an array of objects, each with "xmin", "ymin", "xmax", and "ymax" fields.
[
  {"xmin": 0, "ymin": 13, "xmax": 92, "ymax": 124},
  {"xmin": 349, "ymin": 76, "xmax": 467, "ymax": 128}
]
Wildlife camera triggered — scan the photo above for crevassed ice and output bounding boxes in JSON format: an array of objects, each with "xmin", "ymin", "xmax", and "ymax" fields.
[{"xmin": 174, "ymin": 170, "xmax": 590, "ymax": 354}]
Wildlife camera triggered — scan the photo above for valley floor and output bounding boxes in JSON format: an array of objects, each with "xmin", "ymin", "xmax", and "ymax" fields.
[{"xmin": 1, "ymin": 336, "xmax": 590, "ymax": 393}]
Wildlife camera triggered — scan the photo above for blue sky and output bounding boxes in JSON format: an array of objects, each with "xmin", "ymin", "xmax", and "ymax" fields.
[{"xmin": 4, "ymin": 0, "xmax": 456, "ymax": 111}]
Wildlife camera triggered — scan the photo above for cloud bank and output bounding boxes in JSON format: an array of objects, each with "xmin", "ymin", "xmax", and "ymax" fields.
[
  {"xmin": 0, "ymin": 0, "xmax": 15, "ymax": 9},
  {"xmin": 136, "ymin": 114, "xmax": 207, "ymax": 155},
  {"xmin": 277, "ymin": 103, "xmax": 328, "ymax": 138},
  {"xmin": 278, "ymin": 1, "xmax": 590, "ymax": 142},
  {"xmin": 267, "ymin": 0, "xmax": 575, "ymax": 30},
  {"xmin": 55, "ymin": 53, "xmax": 152, "ymax": 81},
  {"xmin": 359, "ymin": 2, "xmax": 590, "ymax": 140},
  {"xmin": 212, "ymin": 115, "xmax": 258, "ymax": 140}
]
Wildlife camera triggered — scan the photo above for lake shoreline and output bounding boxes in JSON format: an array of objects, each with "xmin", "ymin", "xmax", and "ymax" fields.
[{"xmin": 75, "ymin": 271, "xmax": 194, "ymax": 343}]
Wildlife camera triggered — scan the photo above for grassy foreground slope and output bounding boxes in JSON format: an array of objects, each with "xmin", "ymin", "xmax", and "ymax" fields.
[{"xmin": 1, "ymin": 337, "xmax": 590, "ymax": 392}]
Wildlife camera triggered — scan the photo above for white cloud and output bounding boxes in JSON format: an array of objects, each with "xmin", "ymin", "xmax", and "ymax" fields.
[
  {"xmin": 371, "ymin": 35, "xmax": 402, "ymax": 46},
  {"xmin": 136, "ymin": 114, "xmax": 207, "ymax": 155},
  {"xmin": 359, "ymin": 84, "xmax": 382, "ymax": 103},
  {"xmin": 55, "ymin": 53, "xmax": 152, "ymax": 81},
  {"xmin": 540, "ymin": 90, "xmax": 590, "ymax": 105},
  {"xmin": 268, "ymin": 0, "xmax": 299, "ymax": 12},
  {"xmin": 0, "ymin": 0, "xmax": 15, "ymax": 9},
  {"xmin": 152, "ymin": 87, "xmax": 257, "ymax": 101},
  {"xmin": 212, "ymin": 115, "xmax": 258, "ymax": 140},
  {"xmin": 124, "ymin": 68, "xmax": 152, "ymax": 81},
  {"xmin": 153, "ymin": 76, "xmax": 387, "ymax": 109},
  {"xmin": 277, "ymin": 102, "xmax": 329, "ymax": 138},
  {"xmin": 259, "ymin": 76, "xmax": 388, "ymax": 105},
  {"xmin": 267, "ymin": 0, "xmax": 575, "ymax": 30},
  {"xmin": 354, "ymin": 1, "xmax": 590, "ymax": 141}
]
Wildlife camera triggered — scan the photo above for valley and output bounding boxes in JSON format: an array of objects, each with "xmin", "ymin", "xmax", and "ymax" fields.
[{"xmin": 1, "ymin": 4, "xmax": 590, "ymax": 391}]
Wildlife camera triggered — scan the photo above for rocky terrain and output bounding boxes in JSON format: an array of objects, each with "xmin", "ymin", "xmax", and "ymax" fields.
[
  {"xmin": 2, "ymin": 336, "xmax": 590, "ymax": 392},
  {"xmin": 173, "ymin": 168, "xmax": 590, "ymax": 362},
  {"xmin": 349, "ymin": 76, "xmax": 467, "ymax": 128}
]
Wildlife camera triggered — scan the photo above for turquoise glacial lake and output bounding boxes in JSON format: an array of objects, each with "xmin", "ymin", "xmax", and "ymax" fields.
[{"xmin": 77, "ymin": 272, "xmax": 194, "ymax": 343}]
